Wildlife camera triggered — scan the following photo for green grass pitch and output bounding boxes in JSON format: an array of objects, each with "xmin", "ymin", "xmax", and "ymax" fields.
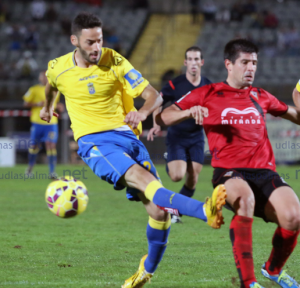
[{"xmin": 0, "ymin": 164, "xmax": 299, "ymax": 287}]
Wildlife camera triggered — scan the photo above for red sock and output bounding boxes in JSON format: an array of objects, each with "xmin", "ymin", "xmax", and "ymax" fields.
[
  {"xmin": 229, "ymin": 215, "xmax": 256, "ymax": 288},
  {"xmin": 265, "ymin": 227, "xmax": 299, "ymax": 275}
]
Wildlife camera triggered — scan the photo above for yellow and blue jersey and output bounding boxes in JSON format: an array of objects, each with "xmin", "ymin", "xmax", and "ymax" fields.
[
  {"xmin": 23, "ymin": 84, "xmax": 60, "ymax": 125},
  {"xmin": 46, "ymin": 48, "xmax": 149, "ymax": 141}
]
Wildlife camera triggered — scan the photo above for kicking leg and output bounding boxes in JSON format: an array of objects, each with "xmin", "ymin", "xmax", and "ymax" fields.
[
  {"xmin": 261, "ymin": 186, "xmax": 300, "ymax": 287},
  {"xmin": 120, "ymin": 164, "xmax": 226, "ymax": 228}
]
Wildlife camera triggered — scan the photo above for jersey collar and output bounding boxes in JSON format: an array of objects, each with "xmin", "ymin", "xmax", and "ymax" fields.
[{"xmin": 223, "ymin": 80, "xmax": 252, "ymax": 91}]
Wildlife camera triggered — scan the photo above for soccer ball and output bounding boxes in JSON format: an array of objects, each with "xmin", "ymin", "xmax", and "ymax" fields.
[{"xmin": 45, "ymin": 176, "xmax": 88, "ymax": 218}]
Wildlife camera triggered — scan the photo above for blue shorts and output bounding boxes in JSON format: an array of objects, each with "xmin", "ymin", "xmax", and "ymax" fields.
[
  {"xmin": 77, "ymin": 130, "xmax": 160, "ymax": 201},
  {"xmin": 30, "ymin": 123, "xmax": 58, "ymax": 145},
  {"xmin": 166, "ymin": 133, "xmax": 205, "ymax": 164}
]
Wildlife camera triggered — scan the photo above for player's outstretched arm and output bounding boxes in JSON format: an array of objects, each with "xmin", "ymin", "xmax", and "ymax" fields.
[
  {"xmin": 40, "ymin": 82, "xmax": 59, "ymax": 123},
  {"xmin": 147, "ymin": 106, "xmax": 162, "ymax": 141},
  {"xmin": 156, "ymin": 104, "xmax": 208, "ymax": 126},
  {"xmin": 124, "ymin": 84, "xmax": 162, "ymax": 129},
  {"xmin": 281, "ymin": 82, "xmax": 300, "ymax": 124},
  {"xmin": 139, "ymin": 84, "xmax": 162, "ymax": 116}
]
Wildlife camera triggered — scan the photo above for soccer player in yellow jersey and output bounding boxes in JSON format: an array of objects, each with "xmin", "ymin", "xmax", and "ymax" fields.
[
  {"xmin": 40, "ymin": 12, "xmax": 227, "ymax": 287},
  {"xmin": 23, "ymin": 71, "xmax": 63, "ymax": 179}
]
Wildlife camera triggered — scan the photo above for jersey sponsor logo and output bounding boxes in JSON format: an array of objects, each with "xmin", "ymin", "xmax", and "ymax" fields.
[
  {"xmin": 221, "ymin": 107, "xmax": 261, "ymax": 125},
  {"xmin": 79, "ymin": 75, "xmax": 98, "ymax": 81},
  {"xmin": 177, "ymin": 91, "xmax": 191, "ymax": 103},
  {"xmin": 114, "ymin": 56, "xmax": 123, "ymax": 66},
  {"xmin": 87, "ymin": 83, "xmax": 96, "ymax": 95},
  {"xmin": 251, "ymin": 91, "xmax": 258, "ymax": 99},
  {"xmin": 124, "ymin": 69, "xmax": 144, "ymax": 89}
]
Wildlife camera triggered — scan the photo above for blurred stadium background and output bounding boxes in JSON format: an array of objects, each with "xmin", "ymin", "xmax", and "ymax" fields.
[
  {"xmin": 1, "ymin": 1, "xmax": 300, "ymax": 287},
  {"xmin": 0, "ymin": 0, "xmax": 300, "ymax": 167}
]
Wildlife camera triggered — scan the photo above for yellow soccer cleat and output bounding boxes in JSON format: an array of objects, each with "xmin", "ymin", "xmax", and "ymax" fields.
[
  {"xmin": 122, "ymin": 254, "xmax": 153, "ymax": 288},
  {"xmin": 204, "ymin": 184, "xmax": 227, "ymax": 229}
]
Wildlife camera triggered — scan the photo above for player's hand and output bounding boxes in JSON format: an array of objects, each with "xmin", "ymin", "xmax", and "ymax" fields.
[
  {"xmin": 124, "ymin": 111, "xmax": 147, "ymax": 129},
  {"xmin": 147, "ymin": 125, "xmax": 161, "ymax": 141},
  {"xmin": 40, "ymin": 106, "xmax": 54, "ymax": 123},
  {"xmin": 189, "ymin": 106, "xmax": 209, "ymax": 125}
]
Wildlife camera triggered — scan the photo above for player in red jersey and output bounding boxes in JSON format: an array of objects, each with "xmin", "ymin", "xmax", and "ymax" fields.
[{"xmin": 157, "ymin": 39, "xmax": 300, "ymax": 288}]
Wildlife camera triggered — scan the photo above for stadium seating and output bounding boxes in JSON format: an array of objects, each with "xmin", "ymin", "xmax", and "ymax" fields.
[
  {"xmin": 196, "ymin": 1, "xmax": 300, "ymax": 86},
  {"xmin": 0, "ymin": 1, "xmax": 148, "ymax": 100}
]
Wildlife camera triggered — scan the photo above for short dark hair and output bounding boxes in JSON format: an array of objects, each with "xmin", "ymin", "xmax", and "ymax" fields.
[
  {"xmin": 224, "ymin": 39, "xmax": 259, "ymax": 63},
  {"xmin": 72, "ymin": 12, "xmax": 102, "ymax": 36},
  {"xmin": 185, "ymin": 46, "xmax": 203, "ymax": 59}
]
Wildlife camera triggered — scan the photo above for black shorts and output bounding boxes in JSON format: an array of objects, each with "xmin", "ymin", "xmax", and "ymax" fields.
[
  {"xmin": 212, "ymin": 168, "xmax": 291, "ymax": 222},
  {"xmin": 166, "ymin": 134, "xmax": 205, "ymax": 164}
]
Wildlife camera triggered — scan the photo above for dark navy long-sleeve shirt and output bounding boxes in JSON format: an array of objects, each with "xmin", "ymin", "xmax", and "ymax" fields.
[{"xmin": 160, "ymin": 74, "xmax": 212, "ymax": 138}]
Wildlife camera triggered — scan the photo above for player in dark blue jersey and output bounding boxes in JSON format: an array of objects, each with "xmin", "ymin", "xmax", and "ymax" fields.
[{"xmin": 148, "ymin": 46, "xmax": 211, "ymax": 223}]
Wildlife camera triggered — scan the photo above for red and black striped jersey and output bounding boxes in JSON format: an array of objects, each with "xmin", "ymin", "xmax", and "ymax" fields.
[{"xmin": 175, "ymin": 81, "xmax": 288, "ymax": 171}]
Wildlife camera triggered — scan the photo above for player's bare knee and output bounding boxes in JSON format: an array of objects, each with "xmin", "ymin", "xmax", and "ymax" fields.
[
  {"xmin": 171, "ymin": 175, "xmax": 184, "ymax": 182},
  {"xmin": 124, "ymin": 164, "xmax": 156, "ymax": 191},
  {"xmin": 241, "ymin": 195, "xmax": 255, "ymax": 210},
  {"xmin": 235, "ymin": 194, "xmax": 255, "ymax": 216},
  {"xmin": 151, "ymin": 206, "xmax": 169, "ymax": 221},
  {"xmin": 169, "ymin": 170, "xmax": 184, "ymax": 182},
  {"xmin": 281, "ymin": 208, "xmax": 300, "ymax": 230}
]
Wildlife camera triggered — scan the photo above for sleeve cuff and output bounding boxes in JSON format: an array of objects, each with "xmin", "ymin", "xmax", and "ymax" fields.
[
  {"xmin": 277, "ymin": 104, "xmax": 289, "ymax": 117},
  {"xmin": 174, "ymin": 102, "xmax": 182, "ymax": 110}
]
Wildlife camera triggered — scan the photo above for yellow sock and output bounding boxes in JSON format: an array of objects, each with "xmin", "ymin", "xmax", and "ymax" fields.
[
  {"xmin": 149, "ymin": 216, "xmax": 171, "ymax": 230},
  {"xmin": 145, "ymin": 180, "xmax": 163, "ymax": 202},
  {"xmin": 29, "ymin": 148, "xmax": 39, "ymax": 154}
]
